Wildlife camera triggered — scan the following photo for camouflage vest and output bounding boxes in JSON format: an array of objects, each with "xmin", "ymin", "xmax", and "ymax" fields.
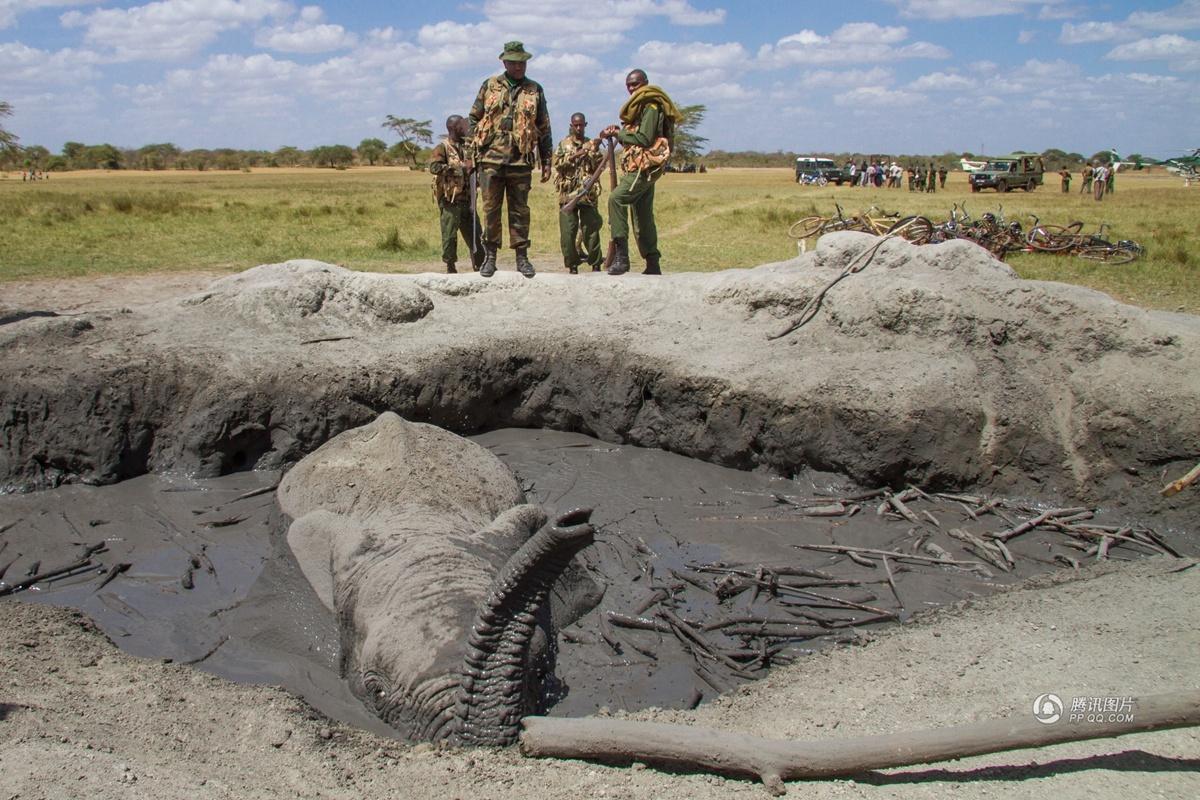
[
  {"xmin": 619, "ymin": 106, "xmax": 673, "ymax": 175},
  {"xmin": 473, "ymin": 76, "xmax": 541, "ymax": 165},
  {"xmin": 432, "ymin": 138, "xmax": 468, "ymax": 205},
  {"xmin": 552, "ymin": 135, "xmax": 604, "ymax": 206}
]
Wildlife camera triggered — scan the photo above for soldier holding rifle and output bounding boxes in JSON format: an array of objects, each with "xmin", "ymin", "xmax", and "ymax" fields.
[
  {"xmin": 553, "ymin": 113, "xmax": 607, "ymax": 273},
  {"xmin": 428, "ymin": 115, "xmax": 483, "ymax": 274},
  {"xmin": 600, "ymin": 69, "xmax": 679, "ymax": 276}
]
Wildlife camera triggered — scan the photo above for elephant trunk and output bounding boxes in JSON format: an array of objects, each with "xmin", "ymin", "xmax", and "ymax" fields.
[{"xmin": 452, "ymin": 508, "xmax": 596, "ymax": 746}]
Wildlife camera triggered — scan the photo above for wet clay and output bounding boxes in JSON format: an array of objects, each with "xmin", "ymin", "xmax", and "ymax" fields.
[{"xmin": 1, "ymin": 428, "xmax": 1190, "ymax": 734}]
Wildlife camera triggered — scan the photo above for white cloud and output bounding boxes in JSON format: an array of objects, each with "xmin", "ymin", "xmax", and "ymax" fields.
[
  {"xmin": 61, "ymin": 0, "xmax": 290, "ymax": 61},
  {"xmin": 1037, "ymin": 4, "xmax": 1082, "ymax": 21},
  {"xmin": 1107, "ymin": 34, "xmax": 1200, "ymax": 70},
  {"xmin": 0, "ymin": 40, "xmax": 100, "ymax": 84},
  {"xmin": 255, "ymin": 5, "xmax": 357, "ymax": 54},
  {"xmin": 833, "ymin": 85, "xmax": 925, "ymax": 107},
  {"xmin": 0, "ymin": 0, "xmax": 100, "ymax": 30},
  {"xmin": 1061, "ymin": 2, "xmax": 1200, "ymax": 48},
  {"xmin": 1126, "ymin": 1, "xmax": 1200, "ymax": 33},
  {"xmin": 831, "ymin": 22, "xmax": 908, "ymax": 45},
  {"xmin": 1018, "ymin": 30, "xmax": 1036, "ymax": 44},
  {"xmin": 635, "ymin": 39, "xmax": 751, "ymax": 73},
  {"xmin": 1060, "ymin": 21, "xmax": 1121, "ymax": 44},
  {"xmin": 890, "ymin": 0, "xmax": 1068, "ymax": 20},
  {"xmin": 656, "ymin": 0, "xmax": 725, "ymax": 25},
  {"xmin": 799, "ymin": 67, "xmax": 893, "ymax": 89},
  {"xmin": 463, "ymin": 0, "xmax": 723, "ymax": 53},
  {"xmin": 758, "ymin": 25, "xmax": 948, "ymax": 67},
  {"xmin": 778, "ymin": 30, "xmax": 828, "ymax": 47},
  {"xmin": 908, "ymin": 70, "xmax": 975, "ymax": 90}
]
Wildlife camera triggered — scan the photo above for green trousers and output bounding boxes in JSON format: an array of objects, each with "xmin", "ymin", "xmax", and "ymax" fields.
[
  {"xmin": 480, "ymin": 164, "xmax": 532, "ymax": 250},
  {"xmin": 608, "ymin": 170, "xmax": 660, "ymax": 259},
  {"xmin": 439, "ymin": 202, "xmax": 482, "ymax": 265},
  {"xmin": 558, "ymin": 204, "xmax": 603, "ymax": 268}
]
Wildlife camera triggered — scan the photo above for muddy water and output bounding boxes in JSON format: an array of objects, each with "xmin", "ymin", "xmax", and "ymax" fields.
[{"xmin": 0, "ymin": 429, "xmax": 1187, "ymax": 734}]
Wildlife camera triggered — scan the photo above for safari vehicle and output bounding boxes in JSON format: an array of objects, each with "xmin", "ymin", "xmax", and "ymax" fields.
[
  {"xmin": 795, "ymin": 156, "xmax": 848, "ymax": 185},
  {"xmin": 969, "ymin": 152, "xmax": 1045, "ymax": 193}
]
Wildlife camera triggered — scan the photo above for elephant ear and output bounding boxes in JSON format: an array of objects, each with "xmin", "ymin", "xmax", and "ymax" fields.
[{"xmin": 287, "ymin": 509, "xmax": 366, "ymax": 612}]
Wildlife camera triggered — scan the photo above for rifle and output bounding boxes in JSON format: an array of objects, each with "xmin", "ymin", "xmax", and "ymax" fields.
[
  {"xmin": 468, "ymin": 167, "xmax": 479, "ymax": 256},
  {"xmin": 601, "ymin": 135, "xmax": 619, "ymax": 269},
  {"xmin": 559, "ymin": 140, "xmax": 614, "ymax": 215}
]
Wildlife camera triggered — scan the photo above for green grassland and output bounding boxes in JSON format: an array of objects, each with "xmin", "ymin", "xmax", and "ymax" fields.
[{"xmin": 1, "ymin": 167, "xmax": 1197, "ymax": 313}]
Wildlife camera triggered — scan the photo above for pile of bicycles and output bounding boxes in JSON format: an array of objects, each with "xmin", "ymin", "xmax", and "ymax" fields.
[{"xmin": 789, "ymin": 203, "xmax": 1144, "ymax": 264}]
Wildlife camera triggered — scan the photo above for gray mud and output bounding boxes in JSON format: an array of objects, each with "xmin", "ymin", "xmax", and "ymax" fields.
[{"xmin": 2, "ymin": 428, "xmax": 1190, "ymax": 734}]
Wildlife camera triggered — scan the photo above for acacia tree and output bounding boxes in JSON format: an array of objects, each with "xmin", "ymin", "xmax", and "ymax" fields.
[
  {"xmin": 357, "ymin": 137, "xmax": 387, "ymax": 165},
  {"xmin": 673, "ymin": 104, "xmax": 708, "ymax": 165},
  {"xmin": 1, "ymin": 101, "xmax": 21, "ymax": 165},
  {"xmin": 381, "ymin": 115, "xmax": 432, "ymax": 166},
  {"xmin": 309, "ymin": 144, "xmax": 355, "ymax": 168}
]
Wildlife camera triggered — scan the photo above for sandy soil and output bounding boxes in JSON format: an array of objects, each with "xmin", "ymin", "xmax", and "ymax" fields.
[{"xmin": 2, "ymin": 265, "xmax": 1198, "ymax": 799}]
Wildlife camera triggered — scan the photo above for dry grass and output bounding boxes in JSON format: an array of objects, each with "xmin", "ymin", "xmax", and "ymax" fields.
[{"xmin": 1, "ymin": 166, "xmax": 1196, "ymax": 312}]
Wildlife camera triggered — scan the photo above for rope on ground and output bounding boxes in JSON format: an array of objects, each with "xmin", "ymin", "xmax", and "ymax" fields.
[{"xmin": 767, "ymin": 221, "xmax": 919, "ymax": 342}]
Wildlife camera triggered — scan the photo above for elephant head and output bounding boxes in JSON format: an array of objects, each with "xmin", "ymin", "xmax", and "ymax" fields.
[{"xmin": 278, "ymin": 412, "xmax": 600, "ymax": 745}]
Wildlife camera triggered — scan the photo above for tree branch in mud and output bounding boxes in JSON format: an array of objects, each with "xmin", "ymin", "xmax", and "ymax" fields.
[{"xmin": 520, "ymin": 690, "xmax": 1200, "ymax": 795}]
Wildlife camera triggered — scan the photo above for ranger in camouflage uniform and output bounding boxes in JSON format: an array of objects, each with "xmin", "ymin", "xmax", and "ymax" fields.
[
  {"xmin": 468, "ymin": 41, "xmax": 553, "ymax": 278},
  {"xmin": 428, "ymin": 115, "xmax": 483, "ymax": 273},
  {"xmin": 600, "ymin": 69, "xmax": 679, "ymax": 276},
  {"xmin": 552, "ymin": 113, "xmax": 605, "ymax": 273}
]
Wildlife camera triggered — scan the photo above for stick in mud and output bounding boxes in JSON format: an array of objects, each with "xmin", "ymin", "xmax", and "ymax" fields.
[
  {"xmin": 0, "ymin": 557, "xmax": 93, "ymax": 597},
  {"xmin": 93, "ymin": 562, "xmax": 132, "ymax": 593}
]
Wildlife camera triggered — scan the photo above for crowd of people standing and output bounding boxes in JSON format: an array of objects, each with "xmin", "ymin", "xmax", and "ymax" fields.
[{"xmin": 844, "ymin": 160, "xmax": 947, "ymax": 192}]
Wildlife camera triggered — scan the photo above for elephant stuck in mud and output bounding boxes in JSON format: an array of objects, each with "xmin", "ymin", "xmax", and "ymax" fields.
[{"xmin": 278, "ymin": 412, "xmax": 603, "ymax": 745}]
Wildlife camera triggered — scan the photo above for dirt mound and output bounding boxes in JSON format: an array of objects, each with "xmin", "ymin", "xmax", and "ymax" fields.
[{"xmin": 2, "ymin": 239, "xmax": 1197, "ymax": 511}]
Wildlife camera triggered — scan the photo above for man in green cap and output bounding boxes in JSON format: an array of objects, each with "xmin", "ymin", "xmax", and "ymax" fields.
[
  {"xmin": 468, "ymin": 41, "xmax": 553, "ymax": 279},
  {"xmin": 600, "ymin": 68, "xmax": 679, "ymax": 276},
  {"xmin": 428, "ymin": 115, "xmax": 483, "ymax": 273},
  {"xmin": 552, "ymin": 112, "xmax": 606, "ymax": 273}
]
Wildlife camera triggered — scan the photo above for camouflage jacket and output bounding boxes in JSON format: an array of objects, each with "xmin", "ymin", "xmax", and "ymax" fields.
[
  {"xmin": 552, "ymin": 134, "xmax": 604, "ymax": 206},
  {"xmin": 616, "ymin": 85, "xmax": 678, "ymax": 175},
  {"xmin": 429, "ymin": 137, "xmax": 471, "ymax": 205},
  {"xmin": 468, "ymin": 74, "xmax": 552, "ymax": 168}
]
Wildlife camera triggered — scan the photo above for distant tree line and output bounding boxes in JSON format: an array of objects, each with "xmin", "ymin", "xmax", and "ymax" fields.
[
  {"xmin": 0, "ymin": 138, "xmax": 447, "ymax": 172},
  {"xmin": 2, "ymin": 98, "xmax": 1138, "ymax": 174}
]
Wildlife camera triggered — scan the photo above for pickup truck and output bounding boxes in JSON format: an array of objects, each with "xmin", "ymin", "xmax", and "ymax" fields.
[{"xmin": 969, "ymin": 153, "xmax": 1045, "ymax": 192}]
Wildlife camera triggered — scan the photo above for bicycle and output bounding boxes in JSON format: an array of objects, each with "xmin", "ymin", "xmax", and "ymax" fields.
[
  {"xmin": 1025, "ymin": 214, "xmax": 1084, "ymax": 253},
  {"xmin": 1072, "ymin": 225, "xmax": 1144, "ymax": 264}
]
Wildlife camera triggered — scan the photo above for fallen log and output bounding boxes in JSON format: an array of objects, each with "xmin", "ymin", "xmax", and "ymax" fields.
[
  {"xmin": 1160, "ymin": 461, "xmax": 1200, "ymax": 497},
  {"xmin": 520, "ymin": 689, "xmax": 1200, "ymax": 795}
]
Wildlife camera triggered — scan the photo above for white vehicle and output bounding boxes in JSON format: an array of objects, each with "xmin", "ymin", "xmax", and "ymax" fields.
[{"xmin": 794, "ymin": 157, "xmax": 847, "ymax": 185}]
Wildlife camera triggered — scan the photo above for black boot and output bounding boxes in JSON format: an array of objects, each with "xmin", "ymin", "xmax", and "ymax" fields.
[
  {"xmin": 445, "ymin": 262, "xmax": 457, "ymax": 274},
  {"xmin": 606, "ymin": 238, "xmax": 630, "ymax": 276},
  {"xmin": 516, "ymin": 247, "xmax": 535, "ymax": 278},
  {"xmin": 566, "ymin": 261, "xmax": 578, "ymax": 274},
  {"xmin": 642, "ymin": 254, "xmax": 661, "ymax": 275},
  {"xmin": 479, "ymin": 246, "xmax": 497, "ymax": 278},
  {"xmin": 470, "ymin": 247, "xmax": 484, "ymax": 272}
]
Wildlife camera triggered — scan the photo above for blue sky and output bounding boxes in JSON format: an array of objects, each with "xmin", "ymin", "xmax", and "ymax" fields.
[{"xmin": 3, "ymin": 0, "xmax": 1198, "ymax": 158}]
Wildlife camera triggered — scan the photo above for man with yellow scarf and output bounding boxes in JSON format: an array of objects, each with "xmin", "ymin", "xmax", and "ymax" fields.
[{"xmin": 600, "ymin": 69, "xmax": 680, "ymax": 276}]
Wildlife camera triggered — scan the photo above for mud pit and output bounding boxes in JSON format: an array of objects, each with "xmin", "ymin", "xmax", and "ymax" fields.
[
  {"xmin": 1, "ymin": 234, "xmax": 1198, "ymax": 793},
  {"xmin": 6, "ymin": 427, "xmax": 1187, "ymax": 733}
]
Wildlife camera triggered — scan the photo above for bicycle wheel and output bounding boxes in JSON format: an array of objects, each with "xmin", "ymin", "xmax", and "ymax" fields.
[
  {"xmin": 1076, "ymin": 244, "xmax": 1134, "ymax": 264},
  {"xmin": 1027, "ymin": 224, "xmax": 1076, "ymax": 252},
  {"xmin": 788, "ymin": 216, "xmax": 825, "ymax": 239},
  {"xmin": 887, "ymin": 215, "xmax": 934, "ymax": 244}
]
